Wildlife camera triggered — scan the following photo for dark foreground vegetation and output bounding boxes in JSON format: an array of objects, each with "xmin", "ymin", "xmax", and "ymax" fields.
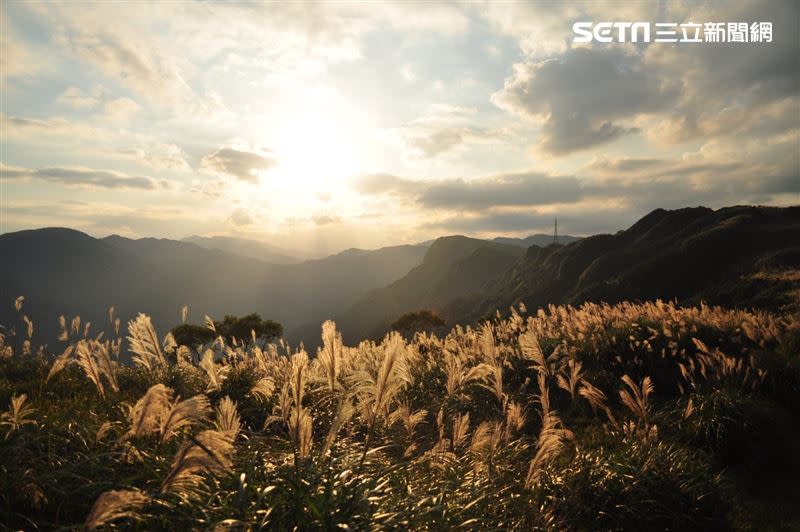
[{"xmin": 1, "ymin": 299, "xmax": 799, "ymax": 530}]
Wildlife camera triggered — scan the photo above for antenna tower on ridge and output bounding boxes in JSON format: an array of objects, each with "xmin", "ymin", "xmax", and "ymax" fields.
[{"xmin": 553, "ymin": 217, "xmax": 558, "ymax": 244}]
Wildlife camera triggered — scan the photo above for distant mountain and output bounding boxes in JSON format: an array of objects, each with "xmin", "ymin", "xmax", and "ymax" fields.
[
  {"xmin": 459, "ymin": 206, "xmax": 800, "ymax": 323},
  {"xmin": 0, "ymin": 229, "xmax": 426, "ymax": 349},
  {"xmin": 329, "ymin": 206, "xmax": 799, "ymax": 344},
  {"xmin": 322, "ymin": 236, "xmax": 525, "ymax": 343},
  {"xmin": 182, "ymin": 235, "xmax": 299, "ymax": 264},
  {"xmin": 3, "ymin": 206, "xmax": 797, "ymax": 352},
  {"xmin": 491, "ymin": 234, "xmax": 581, "ymax": 247}
]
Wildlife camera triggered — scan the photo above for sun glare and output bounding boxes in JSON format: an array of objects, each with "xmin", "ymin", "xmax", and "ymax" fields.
[{"xmin": 272, "ymin": 96, "xmax": 362, "ymax": 196}]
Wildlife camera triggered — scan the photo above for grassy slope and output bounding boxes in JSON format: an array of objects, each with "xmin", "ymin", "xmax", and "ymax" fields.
[{"xmin": 1, "ymin": 300, "xmax": 799, "ymax": 530}]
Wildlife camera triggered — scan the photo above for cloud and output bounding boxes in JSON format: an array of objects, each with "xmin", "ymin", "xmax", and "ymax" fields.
[
  {"xmin": 57, "ymin": 86, "xmax": 104, "ymax": 109},
  {"xmin": 480, "ymin": 1, "xmax": 657, "ymax": 56},
  {"xmin": 401, "ymin": 63, "xmax": 416, "ymax": 83},
  {"xmin": 200, "ymin": 148, "xmax": 277, "ymax": 182},
  {"xmin": 492, "ymin": 47, "xmax": 680, "ymax": 154},
  {"xmin": 420, "ymin": 208, "xmax": 629, "ymax": 236},
  {"xmin": 420, "ymin": 173, "xmax": 582, "ymax": 209},
  {"xmin": 0, "ymin": 10, "xmax": 51, "ymax": 80},
  {"xmin": 391, "ymin": 104, "xmax": 505, "ymax": 158},
  {"xmin": 355, "ymin": 171, "xmax": 582, "ymax": 209},
  {"xmin": 103, "ymin": 97, "xmax": 140, "ymax": 122},
  {"xmin": 353, "ymin": 173, "xmax": 423, "ymax": 196},
  {"xmin": 1, "ymin": 199, "xmax": 212, "ymax": 238},
  {"xmin": 312, "ymin": 214, "xmax": 342, "ymax": 226},
  {"xmin": 1, "ymin": 113, "xmax": 107, "ymax": 142},
  {"xmin": 1, "ymin": 163, "xmax": 168, "ymax": 190},
  {"xmin": 356, "ymin": 152, "xmax": 799, "ymax": 218},
  {"xmin": 486, "ymin": 1, "xmax": 798, "ymax": 156},
  {"xmin": 229, "ymin": 208, "xmax": 253, "ymax": 226},
  {"xmin": 114, "ymin": 143, "xmax": 190, "ymax": 171}
]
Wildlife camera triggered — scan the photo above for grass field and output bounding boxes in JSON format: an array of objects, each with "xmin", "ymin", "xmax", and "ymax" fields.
[{"xmin": 1, "ymin": 300, "xmax": 799, "ymax": 530}]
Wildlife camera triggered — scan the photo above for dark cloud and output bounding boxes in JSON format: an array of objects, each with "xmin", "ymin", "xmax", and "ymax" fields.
[
  {"xmin": 491, "ymin": 2, "xmax": 799, "ymax": 153},
  {"xmin": 493, "ymin": 47, "xmax": 680, "ymax": 154},
  {"xmin": 354, "ymin": 172, "xmax": 581, "ymax": 209},
  {"xmin": 419, "ymin": 172, "xmax": 582, "ymax": 209},
  {"xmin": 1, "ymin": 164, "xmax": 162, "ymax": 190},
  {"xmin": 356, "ymin": 156, "xmax": 798, "ymax": 219},
  {"xmin": 201, "ymin": 148, "xmax": 276, "ymax": 182}
]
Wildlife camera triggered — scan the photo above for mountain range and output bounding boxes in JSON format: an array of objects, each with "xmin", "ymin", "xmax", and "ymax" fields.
[
  {"xmin": 182, "ymin": 235, "xmax": 300, "ymax": 264},
  {"xmin": 325, "ymin": 205, "xmax": 800, "ymax": 343},
  {"xmin": 0, "ymin": 229, "xmax": 425, "ymax": 348},
  {"xmin": 1, "ymin": 206, "xmax": 797, "ymax": 351}
]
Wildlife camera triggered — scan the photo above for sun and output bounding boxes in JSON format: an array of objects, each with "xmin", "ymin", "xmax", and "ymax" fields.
[{"xmin": 271, "ymin": 99, "xmax": 362, "ymax": 196}]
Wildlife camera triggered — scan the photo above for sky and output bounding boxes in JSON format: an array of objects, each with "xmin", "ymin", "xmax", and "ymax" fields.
[{"xmin": 1, "ymin": 1, "xmax": 798, "ymax": 256}]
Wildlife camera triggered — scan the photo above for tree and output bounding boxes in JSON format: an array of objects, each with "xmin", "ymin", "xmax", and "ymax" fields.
[
  {"xmin": 390, "ymin": 310, "xmax": 445, "ymax": 337},
  {"xmin": 171, "ymin": 313, "xmax": 282, "ymax": 348}
]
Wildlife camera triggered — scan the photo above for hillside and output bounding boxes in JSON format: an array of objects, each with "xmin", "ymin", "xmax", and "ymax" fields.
[
  {"xmin": 473, "ymin": 205, "xmax": 800, "ymax": 320},
  {"xmin": 0, "ymin": 229, "xmax": 427, "ymax": 348},
  {"xmin": 325, "ymin": 236, "xmax": 525, "ymax": 343},
  {"xmin": 182, "ymin": 235, "xmax": 300, "ymax": 264},
  {"xmin": 330, "ymin": 206, "xmax": 800, "ymax": 344},
  {"xmin": 491, "ymin": 233, "xmax": 581, "ymax": 247}
]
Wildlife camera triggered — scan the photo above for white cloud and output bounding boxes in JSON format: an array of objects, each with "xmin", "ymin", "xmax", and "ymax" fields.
[
  {"xmin": 201, "ymin": 148, "xmax": 277, "ymax": 182},
  {"xmin": 401, "ymin": 64, "xmax": 417, "ymax": 83},
  {"xmin": 1, "ymin": 163, "xmax": 170, "ymax": 190},
  {"xmin": 104, "ymin": 97, "xmax": 140, "ymax": 122}
]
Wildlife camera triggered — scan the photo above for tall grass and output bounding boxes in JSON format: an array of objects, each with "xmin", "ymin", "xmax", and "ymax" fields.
[{"xmin": 0, "ymin": 299, "xmax": 798, "ymax": 529}]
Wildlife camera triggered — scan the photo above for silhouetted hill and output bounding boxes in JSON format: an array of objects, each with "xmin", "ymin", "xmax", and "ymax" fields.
[
  {"xmin": 0, "ymin": 229, "xmax": 426, "ymax": 350},
  {"xmin": 492, "ymin": 234, "xmax": 581, "ymax": 247},
  {"xmin": 3, "ymin": 206, "xmax": 797, "ymax": 351},
  {"xmin": 463, "ymin": 206, "xmax": 800, "ymax": 322},
  {"xmin": 182, "ymin": 235, "xmax": 299, "ymax": 264},
  {"xmin": 325, "ymin": 206, "xmax": 799, "ymax": 345},
  {"xmin": 324, "ymin": 236, "xmax": 525, "ymax": 343}
]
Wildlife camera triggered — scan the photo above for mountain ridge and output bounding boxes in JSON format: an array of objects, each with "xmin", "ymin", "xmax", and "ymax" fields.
[{"xmin": 330, "ymin": 205, "xmax": 800, "ymax": 343}]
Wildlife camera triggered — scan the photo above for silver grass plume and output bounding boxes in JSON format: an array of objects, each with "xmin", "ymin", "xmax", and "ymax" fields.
[
  {"xmin": 1, "ymin": 393, "xmax": 36, "ymax": 439},
  {"xmin": 58, "ymin": 315, "xmax": 69, "ymax": 341},
  {"xmin": 200, "ymin": 350, "xmax": 230, "ymax": 393},
  {"xmin": 318, "ymin": 320, "xmax": 343, "ymax": 392},
  {"xmin": 322, "ymin": 399, "xmax": 355, "ymax": 457},
  {"xmin": 214, "ymin": 396, "xmax": 241, "ymax": 439},
  {"xmin": 364, "ymin": 333, "xmax": 411, "ymax": 427},
  {"xmin": 556, "ymin": 359, "xmax": 583, "ymax": 401},
  {"xmin": 578, "ymin": 379, "xmax": 609, "ymax": 416},
  {"xmin": 287, "ymin": 351, "xmax": 313, "ymax": 460},
  {"xmin": 452, "ymin": 412, "xmax": 470, "ymax": 450},
  {"xmin": 159, "ymin": 395, "xmax": 211, "ymax": 444},
  {"xmin": 160, "ymin": 430, "xmax": 234, "ymax": 495},
  {"xmin": 525, "ymin": 411, "xmax": 574, "ymax": 488},
  {"xmin": 250, "ymin": 377, "xmax": 275, "ymax": 401},
  {"xmin": 83, "ymin": 489, "xmax": 149, "ymax": 530},
  {"xmin": 127, "ymin": 313, "xmax": 166, "ymax": 372},
  {"xmin": 76, "ymin": 340, "xmax": 106, "ymax": 398},
  {"xmin": 46, "ymin": 344, "xmax": 75, "ymax": 383},
  {"xmin": 23, "ymin": 315, "xmax": 33, "ymax": 338},
  {"xmin": 125, "ymin": 384, "xmax": 172, "ymax": 440}
]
